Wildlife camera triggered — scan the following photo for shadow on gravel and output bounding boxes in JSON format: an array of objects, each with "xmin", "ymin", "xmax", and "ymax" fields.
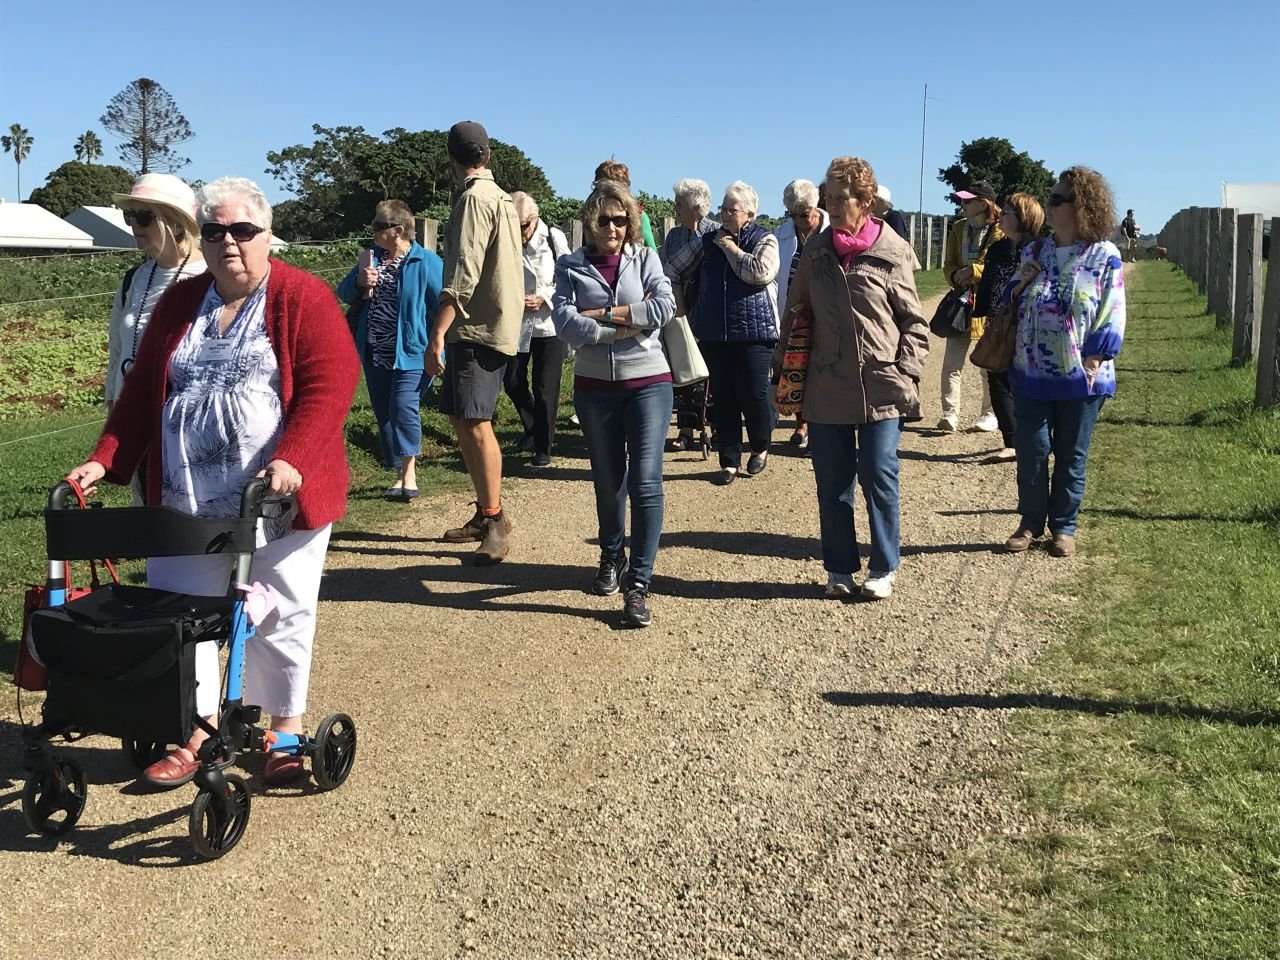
[
  {"xmin": 936, "ymin": 508, "xmax": 1018, "ymax": 517},
  {"xmin": 820, "ymin": 690, "xmax": 1280, "ymax": 728},
  {"xmin": 0, "ymin": 804, "xmax": 198, "ymax": 866},
  {"xmin": 899, "ymin": 448, "xmax": 996, "ymax": 464},
  {"xmin": 660, "ymin": 530, "xmax": 1000, "ymax": 560}
]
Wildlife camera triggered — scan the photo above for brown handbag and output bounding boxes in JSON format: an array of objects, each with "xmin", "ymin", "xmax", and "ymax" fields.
[
  {"xmin": 969, "ymin": 302, "xmax": 1017, "ymax": 372},
  {"xmin": 774, "ymin": 304, "xmax": 812, "ymax": 415}
]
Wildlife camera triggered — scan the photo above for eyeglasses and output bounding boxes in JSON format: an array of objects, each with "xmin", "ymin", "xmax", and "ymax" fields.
[
  {"xmin": 1048, "ymin": 193, "xmax": 1073, "ymax": 207},
  {"xmin": 520, "ymin": 220, "xmax": 535, "ymax": 230},
  {"xmin": 200, "ymin": 221, "xmax": 267, "ymax": 244},
  {"xmin": 718, "ymin": 206, "xmax": 746, "ymax": 216},
  {"xmin": 122, "ymin": 209, "xmax": 156, "ymax": 228},
  {"xmin": 372, "ymin": 221, "xmax": 398, "ymax": 231},
  {"xmin": 789, "ymin": 209, "xmax": 813, "ymax": 220},
  {"xmin": 596, "ymin": 215, "xmax": 629, "ymax": 228}
]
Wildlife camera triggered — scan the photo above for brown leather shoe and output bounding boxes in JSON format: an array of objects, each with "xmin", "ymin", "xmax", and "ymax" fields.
[
  {"xmin": 141, "ymin": 747, "xmax": 200, "ymax": 789},
  {"xmin": 444, "ymin": 504, "xmax": 514, "ymax": 542},
  {"xmin": 474, "ymin": 515, "xmax": 510, "ymax": 565},
  {"xmin": 1047, "ymin": 533, "xmax": 1076, "ymax": 558},
  {"xmin": 1004, "ymin": 529, "xmax": 1037, "ymax": 553}
]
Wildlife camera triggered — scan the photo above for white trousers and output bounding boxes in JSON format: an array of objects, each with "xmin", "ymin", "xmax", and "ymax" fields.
[
  {"xmin": 147, "ymin": 523, "xmax": 332, "ymax": 719},
  {"xmin": 940, "ymin": 336, "xmax": 993, "ymax": 422}
]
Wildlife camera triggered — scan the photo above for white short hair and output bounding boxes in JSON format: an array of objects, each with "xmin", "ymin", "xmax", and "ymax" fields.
[
  {"xmin": 673, "ymin": 178, "xmax": 712, "ymax": 218},
  {"xmin": 197, "ymin": 177, "xmax": 273, "ymax": 230},
  {"xmin": 510, "ymin": 191, "xmax": 539, "ymax": 220},
  {"xmin": 723, "ymin": 180, "xmax": 759, "ymax": 217},
  {"xmin": 783, "ymin": 179, "xmax": 819, "ymax": 214}
]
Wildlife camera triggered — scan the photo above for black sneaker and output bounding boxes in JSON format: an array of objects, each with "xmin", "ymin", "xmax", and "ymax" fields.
[
  {"xmin": 529, "ymin": 452, "xmax": 551, "ymax": 468},
  {"xmin": 622, "ymin": 587, "xmax": 652, "ymax": 628},
  {"xmin": 591, "ymin": 555, "xmax": 628, "ymax": 596}
]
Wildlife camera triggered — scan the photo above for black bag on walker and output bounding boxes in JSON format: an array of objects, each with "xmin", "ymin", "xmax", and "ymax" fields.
[{"xmin": 31, "ymin": 584, "xmax": 232, "ymax": 745}]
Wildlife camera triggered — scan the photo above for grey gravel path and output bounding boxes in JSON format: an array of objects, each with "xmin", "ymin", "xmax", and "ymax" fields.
[{"xmin": 1, "ymin": 297, "xmax": 1077, "ymax": 959}]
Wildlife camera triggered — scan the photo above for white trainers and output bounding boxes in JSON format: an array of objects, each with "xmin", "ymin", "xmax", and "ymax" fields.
[
  {"xmin": 824, "ymin": 573, "xmax": 854, "ymax": 599},
  {"xmin": 936, "ymin": 416, "xmax": 958, "ymax": 433},
  {"xmin": 861, "ymin": 570, "xmax": 896, "ymax": 600},
  {"xmin": 973, "ymin": 413, "xmax": 999, "ymax": 432}
]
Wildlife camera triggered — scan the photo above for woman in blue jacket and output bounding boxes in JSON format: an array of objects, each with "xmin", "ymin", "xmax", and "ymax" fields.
[
  {"xmin": 692, "ymin": 181, "xmax": 781, "ymax": 485},
  {"xmin": 338, "ymin": 200, "xmax": 443, "ymax": 501},
  {"xmin": 552, "ymin": 180, "xmax": 676, "ymax": 628}
]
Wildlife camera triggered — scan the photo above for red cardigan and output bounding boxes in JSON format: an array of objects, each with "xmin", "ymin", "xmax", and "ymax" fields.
[{"xmin": 92, "ymin": 258, "xmax": 360, "ymax": 530}]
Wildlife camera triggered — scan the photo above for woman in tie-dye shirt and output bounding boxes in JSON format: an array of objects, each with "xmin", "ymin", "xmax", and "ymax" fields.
[{"xmin": 1004, "ymin": 166, "xmax": 1125, "ymax": 559}]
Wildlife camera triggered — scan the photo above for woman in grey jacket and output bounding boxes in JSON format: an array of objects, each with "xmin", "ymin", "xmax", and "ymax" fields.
[{"xmin": 552, "ymin": 180, "xmax": 676, "ymax": 628}]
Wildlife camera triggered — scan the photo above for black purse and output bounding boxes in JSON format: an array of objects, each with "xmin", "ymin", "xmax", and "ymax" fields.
[{"xmin": 929, "ymin": 287, "xmax": 972, "ymax": 339}]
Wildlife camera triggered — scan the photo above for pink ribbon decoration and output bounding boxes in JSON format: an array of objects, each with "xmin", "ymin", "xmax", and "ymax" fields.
[{"xmin": 236, "ymin": 581, "xmax": 280, "ymax": 626}]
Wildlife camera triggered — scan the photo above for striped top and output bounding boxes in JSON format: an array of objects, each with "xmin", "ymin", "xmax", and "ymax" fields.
[{"xmin": 365, "ymin": 251, "xmax": 406, "ymax": 369}]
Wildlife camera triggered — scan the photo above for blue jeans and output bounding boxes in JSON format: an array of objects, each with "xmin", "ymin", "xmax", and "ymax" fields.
[
  {"xmin": 364, "ymin": 361, "xmax": 424, "ymax": 467},
  {"xmin": 807, "ymin": 418, "xmax": 903, "ymax": 575},
  {"xmin": 574, "ymin": 380, "xmax": 673, "ymax": 590},
  {"xmin": 1014, "ymin": 395, "xmax": 1104, "ymax": 536}
]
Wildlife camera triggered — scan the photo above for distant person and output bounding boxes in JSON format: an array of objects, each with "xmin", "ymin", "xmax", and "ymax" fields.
[
  {"xmin": 429, "ymin": 121, "xmax": 525, "ymax": 564},
  {"xmin": 693, "ymin": 181, "xmax": 780, "ymax": 485},
  {"xmin": 593, "ymin": 160, "xmax": 657, "ymax": 250},
  {"xmin": 939, "ymin": 180, "xmax": 1004, "ymax": 433},
  {"xmin": 774, "ymin": 178, "xmax": 829, "ymax": 449},
  {"xmin": 873, "ymin": 184, "xmax": 909, "ymax": 241},
  {"xmin": 107, "ymin": 174, "xmax": 207, "ymax": 501},
  {"xmin": 552, "ymin": 180, "xmax": 676, "ymax": 628},
  {"xmin": 972, "ymin": 192, "xmax": 1046, "ymax": 460},
  {"xmin": 505, "ymin": 191, "xmax": 571, "ymax": 468},
  {"xmin": 1120, "ymin": 208, "xmax": 1140, "ymax": 262},
  {"xmin": 660, "ymin": 177, "xmax": 719, "ymax": 451},
  {"xmin": 337, "ymin": 200, "xmax": 443, "ymax": 501},
  {"xmin": 1004, "ymin": 166, "xmax": 1126, "ymax": 558}
]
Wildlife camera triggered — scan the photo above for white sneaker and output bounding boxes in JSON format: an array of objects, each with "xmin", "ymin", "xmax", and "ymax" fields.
[
  {"xmin": 824, "ymin": 573, "xmax": 854, "ymax": 599},
  {"xmin": 973, "ymin": 413, "xmax": 999, "ymax": 432},
  {"xmin": 861, "ymin": 570, "xmax": 896, "ymax": 600},
  {"xmin": 936, "ymin": 416, "xmax": 958, "ymax": 433},
  {"xmin": 569, "ymin": 412, "xmax": 580, "ymax": 426}
]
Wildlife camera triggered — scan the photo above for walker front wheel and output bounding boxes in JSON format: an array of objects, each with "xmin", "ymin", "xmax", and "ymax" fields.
[
  {"xmin": 22, "ymin": 758, "xmax": 87, "ymax": 836},
  {"xmin": 189, "ymin": 774, "xmax": 251, "ymax": 860},
  {"xmin": 312, "ymin": 712, "xmax": 357, "ymax": 791}
]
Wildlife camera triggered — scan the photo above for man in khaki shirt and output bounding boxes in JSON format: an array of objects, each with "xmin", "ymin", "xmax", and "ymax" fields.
[{"xmin": 428, "ymin": 120, "xmax": 524, "ymax": 564}]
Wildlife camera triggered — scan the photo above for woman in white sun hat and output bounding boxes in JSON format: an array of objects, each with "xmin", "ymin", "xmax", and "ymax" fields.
[{"xmin": 106, "ymin": 174, "xmax": 208, "ymax": 501}]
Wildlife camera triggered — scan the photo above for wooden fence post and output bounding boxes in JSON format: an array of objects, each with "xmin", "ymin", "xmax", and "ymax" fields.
[
  {"xmin": 924, "ymin": 216, "xmax": 934, "ymax": 271},
  {"xmin": 562, "ymin": 218, "xmax": 583, "ymax": 250},
  {"xmin": 908, "ymin": 214, "xmax": 918, "ymax": 257},
  {"xmin": 661, "ymin": 217, "xmax": 675, "ymax": 245},
  {"xmin": 1255, "ymin": 217, "xmax": 1280, "ymax": 407},
  {"xmin": 1217, "ymin": 208, "xmax": 1237, "ymax": 328},
  {"xmin": 414, "ymin": 217, "xmax": 439, "ymax": 253},
  {"xmin": 939, "ymin": 217, "xmax": 948, "ymax": 273},
  {"xmin": 1233, "ymin": 213, "xmax": 1264, "ymax": 365},
  {"xmin": 1206, "ymin": 209, "xmax": 1221, "ymax": 311}
]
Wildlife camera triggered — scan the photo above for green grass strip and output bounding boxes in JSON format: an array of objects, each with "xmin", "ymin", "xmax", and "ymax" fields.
[{"xmin": 962, "ymin": 262, "xmax": 1280, "ymax": 958}]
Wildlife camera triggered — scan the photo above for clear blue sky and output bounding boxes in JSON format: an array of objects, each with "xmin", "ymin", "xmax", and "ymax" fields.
[{"xmin": 2, "ymin": 0, "xmax": 1277, "ymax": 236}]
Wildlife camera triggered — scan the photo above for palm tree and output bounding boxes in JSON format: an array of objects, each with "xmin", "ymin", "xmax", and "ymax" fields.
[
  {"xmin": 74, "ymin": 130, "xmax": 103, "ymax": 164},
  {"xmin": 2, "ymin": 122, "xmax": 33, "ymax": 199}
]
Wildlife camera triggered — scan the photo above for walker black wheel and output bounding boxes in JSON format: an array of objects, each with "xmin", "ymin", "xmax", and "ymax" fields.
[
  {"xmin": 188, "ymin": 774, "xmax": 251, "ymax": 860},
  {"xmin": 312, "ymin": 712, "xmax": 357, "ymax": 791},
  {"xmin": 22, "ymin": 757, "xmax": 87, "ymax": 837},
  {"xmin": 121, "ymin": 739, "xmax": 169, "ymax": 770},
  {"xmin": 701, "ymin": 436, "xmax": 710, "ymax": 461}
]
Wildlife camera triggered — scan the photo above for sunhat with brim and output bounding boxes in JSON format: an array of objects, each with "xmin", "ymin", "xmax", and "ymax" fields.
[
  {"xmin": 112, "ymin": 173, "xmax": 199, "ymax": 237},
  {"xmin": 951, "ymin": 180, "xmax": 997, "ymax": 204}
]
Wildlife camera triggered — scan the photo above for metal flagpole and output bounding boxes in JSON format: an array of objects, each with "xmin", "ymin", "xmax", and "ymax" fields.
[{"xmin": 918, "ymin": 83, "xmax": 928, "ymax": 220}]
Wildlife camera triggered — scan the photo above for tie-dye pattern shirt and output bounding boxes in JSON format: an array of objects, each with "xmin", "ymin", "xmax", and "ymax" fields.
[{"xmin": 1010, "ymin": 236, "xmax": 1125, "ymax": 401}]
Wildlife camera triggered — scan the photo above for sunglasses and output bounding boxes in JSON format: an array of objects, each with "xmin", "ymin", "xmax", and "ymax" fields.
[
  {"xmin": 122, "ymin": 209, "xmax": 156, "ymax": 228},
  {"xmin": 372, "ymin": 221, "xmax": 398, "ymax": 231},
  {"xmin": 596, "ymin": 215, "xmax": 629, "ymax": 228},
  {"xmin": 520, "ymin": 220, "xmax": 535, "ymax": 230},
  {"xmin": 1048, "ymin": 193, "xmax": 1073, "ymax": 207},
  {"xmin": 200, "ymin": 221, "xmax": 267, "ymax": 243}
]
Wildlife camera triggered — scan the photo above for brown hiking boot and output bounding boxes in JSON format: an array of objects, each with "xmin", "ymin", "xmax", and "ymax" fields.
[
  {"xmin": 1004, "ymin": 529, "xmax": 1037, "ymax": 553},
  {"xmin": 473, "ymin": 516, "xmax": 510, "ymax": 565},
  {"xmin": 443, "ymin": 504, "xmax": 513, "ymax": 542},
  {"xmin": 1047, "ymin": 533, "xmax": 1076, "ymax": 558}
]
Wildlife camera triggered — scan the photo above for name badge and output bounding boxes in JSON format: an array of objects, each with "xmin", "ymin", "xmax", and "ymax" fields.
[{"xmin": 197, "ymin": 339, "xmax": 236, "ymax": 364}]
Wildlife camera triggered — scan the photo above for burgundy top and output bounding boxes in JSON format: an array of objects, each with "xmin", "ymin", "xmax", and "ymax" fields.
[{"xmin": 588, "ymin": 253, "xmax": 622, "ymax": 289}]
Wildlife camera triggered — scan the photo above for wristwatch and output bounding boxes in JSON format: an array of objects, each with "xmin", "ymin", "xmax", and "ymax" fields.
[{"xmin": 605, "ymin": 305, "xmax": 613, "ymax": 326}]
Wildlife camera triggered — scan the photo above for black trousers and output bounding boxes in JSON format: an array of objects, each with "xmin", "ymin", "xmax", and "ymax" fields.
[
  {"xmin": 988, "ymin": 370, "xmax": 1016, "ymax": 448},
  {"xmin": 700, "ymin": 340, "xmax": 776, "ymax": 468},
  {"xmin": 503, "ymin": 335, "xmax": 569, "ymax": 455}
]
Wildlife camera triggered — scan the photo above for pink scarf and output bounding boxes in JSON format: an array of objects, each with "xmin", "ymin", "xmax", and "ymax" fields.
[{"xmin": 831, "ymin": 217, "xmax": 882, "ymax": 268}]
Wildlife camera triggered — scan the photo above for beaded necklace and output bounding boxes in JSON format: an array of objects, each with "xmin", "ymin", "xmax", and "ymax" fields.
[{"xmin": 121, "ymin": 250, "xmax": 192, "ymax": 376}]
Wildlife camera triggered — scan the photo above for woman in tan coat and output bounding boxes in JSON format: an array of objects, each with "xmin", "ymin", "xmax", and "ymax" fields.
[{"xmin": 774, "ymin": 157, "xmax": 929, "ymax": 600}]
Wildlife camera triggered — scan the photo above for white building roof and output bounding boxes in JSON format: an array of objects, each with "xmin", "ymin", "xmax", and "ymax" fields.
[
  {"xmin": 0, "ymin": 201, "xmax": 94, "ymax": 249},
  {"xmin": 64, "ymin": 205, "xmax": 135, "ymax": 249}
]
